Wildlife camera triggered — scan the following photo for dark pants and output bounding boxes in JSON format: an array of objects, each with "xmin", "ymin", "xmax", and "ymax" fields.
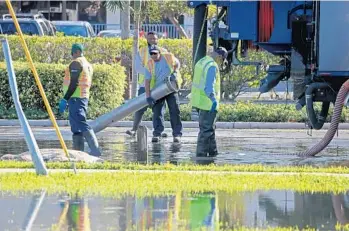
[
  {"xmin": 196, "ymin": 109, "xmax": 218, "ymax": 157},
  {"xmin": 132, "ymin": 87, "xmax": 166, "ymax": 131},
  {"xmin": 152, "ymin": 92, "xmax": 182, "ymax": 137},
  {"xmin": 68, "ymin": 98, "xmax": 91, "ymax": 135}
]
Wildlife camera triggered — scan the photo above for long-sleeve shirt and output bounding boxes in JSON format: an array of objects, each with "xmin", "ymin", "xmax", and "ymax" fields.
[
  {"xmin": 63, "ymin": 61, "xmax": 82, "ymax": 100},
  {"xmin": 204, "ymin": 65, "xmax": 217, "ymax": 102},
  {"xmin": 135, "ymin": 52, "xmax": 147, "ymax": 76}
]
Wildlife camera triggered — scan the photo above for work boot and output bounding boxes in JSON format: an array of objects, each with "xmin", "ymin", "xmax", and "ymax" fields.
[
  {"xmin": 126, "ymin": 130, "xmax": 136, "ymax": 137},
  {"xmin": 173, "ymin": 136, "xmax": 181, "ymax": 143},
  {"xmin": 72, "ymin": 133, "xmax": 84, "ymax": 151},
  {"xmin": 82, "ymin": 129, "xmax": 102, "ymax": 157},
  {"xmin": 208, "ymin": 135, "xmax": 218, "ymax": 157},
  {"xmin": 152, "ymin": 136, "xmax": 160, "ymax": 143},
  {"xmin": 161, "ymin": 132, "xmax": 168, "ymax": 138}
]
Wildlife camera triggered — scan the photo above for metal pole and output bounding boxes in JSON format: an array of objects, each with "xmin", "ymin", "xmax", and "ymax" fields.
[
  {"xmin": 2, "ymin": 38, "xmax": 48, "ymax": 175},
  {"xmin": 5, "ymin": 0, "xmax": 76, "ymax": 174},
  {"xmin": 22, "ymin": 190, "xmax": 46, "ymax": 231},
  {"xmin": 90, "ymin": 78, "xmax": 179, "ymax": 133}
]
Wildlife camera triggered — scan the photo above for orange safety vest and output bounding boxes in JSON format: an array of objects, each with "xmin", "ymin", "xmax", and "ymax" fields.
[
  {"xmin": 138, "ymin": 46, "xmax": 168, "ymax": 85},
  {"xmin": 63, "ymin": 56, "xmax": 93, "ymax": 99},
  {"xmin": 146, "ymin": 53, "xmax": 177, "ymax": 89}
]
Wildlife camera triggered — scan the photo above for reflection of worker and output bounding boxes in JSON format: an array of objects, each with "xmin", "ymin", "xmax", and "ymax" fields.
[
  {"xmin": 56, "ymin": 196, "xmax": 91, "ymax": 231},
  {"xmin": 189, "ymin": 193, "xmax": 216, "ymax": 230},
  {"xmin": 58, "ymin": 44, "xmax": 101, "ymax": 156},
  {"xmin": 145, "ymin": 45, "xmax": 183, "ymax": 143},
  {"xmin": 126, "ymin": 32, "xmax": 168, "ymax": 137},
  {"xmin": 191, "ymin": 47, "xmax": 228, "ymax": 157}
]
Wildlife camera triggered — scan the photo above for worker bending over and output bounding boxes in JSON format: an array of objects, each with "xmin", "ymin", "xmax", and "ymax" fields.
[
  {"xmin": 126, "ymin": 31, "xmax": 168, "ymax": 137},
  {"xmin": 144, "ymin": 45, "xmax": 183, "ymax": 143}
]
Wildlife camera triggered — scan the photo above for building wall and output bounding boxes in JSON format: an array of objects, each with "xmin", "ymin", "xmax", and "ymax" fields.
[{"xmin": 106, "ymin": 8, "xmax": 120, "ymax": 29}]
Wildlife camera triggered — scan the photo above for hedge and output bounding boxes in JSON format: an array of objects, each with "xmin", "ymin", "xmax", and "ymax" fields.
[
  {"xmin": 0, "ymin": 35, "xmax": 279, "ymax": 89},
  {"xmin": 0, "ymin": 62, "xmax": 127, "ymax": 118},
  {"xmin": 0, "ymin": 36, "xmax": 193, "ymax": 86},
  {"xmin": 1, "ymin": 100, "xmax": 349, "ymax": 123}
]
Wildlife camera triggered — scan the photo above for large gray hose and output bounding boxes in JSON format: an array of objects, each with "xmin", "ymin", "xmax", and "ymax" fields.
[
  {"xmin": 277, "ymin": 79, "xmax": 349, "ymax": 156},
  {"xmin": 305, "ymin": 82, "xmax": 330, "ymax": 130}
]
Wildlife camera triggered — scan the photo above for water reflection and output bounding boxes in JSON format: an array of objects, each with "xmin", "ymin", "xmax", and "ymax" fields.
[
  {"xmin": 3, "ymin": 137, "xmax": 349, "ymax": 167},
  {"xmin": 2, "ymin": 190, "xmax": 349, "ymax": 230},
  {"xmin": 55, "ymin": 194, "xmax": 91, "ymax": 231}
]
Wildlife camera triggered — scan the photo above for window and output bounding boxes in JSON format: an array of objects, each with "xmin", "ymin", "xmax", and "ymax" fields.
[
  {"xmin": 43, "ymin": 21, "xmax": 54, "ymax": 35},
  {"xmin": 55, "ymin": 25, "xmax": 88, "ymax": 37},
  {"xmin": 39, "ymin": 22, "xmax": 48, "ymax": 35},
  {"xmin": 0, "ymin": 22, "xmax": 39, "ymax": 35},
  {"xmin": 87, "ymin": 24, "xmax": 95, "ymax": 37}
]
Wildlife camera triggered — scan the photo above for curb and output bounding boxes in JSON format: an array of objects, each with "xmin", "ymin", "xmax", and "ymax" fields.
[{"xmin": 1, "ymin": 119, "xmax": 349, "ymax": 130}]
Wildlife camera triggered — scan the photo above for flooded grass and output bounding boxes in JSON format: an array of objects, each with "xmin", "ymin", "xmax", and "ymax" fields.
[
  {"xmin": 2, "ymin": 161, "xmax": 349, "ymax": 174},
  {"xmin": 1, "ymin": 171, "xmax": 349, "ymax": 197}
]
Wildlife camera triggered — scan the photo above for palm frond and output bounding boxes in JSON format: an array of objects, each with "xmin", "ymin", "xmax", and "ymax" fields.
[{"xmin": 103, "ymin": 0, "xmax": 125, "ymax": 12}]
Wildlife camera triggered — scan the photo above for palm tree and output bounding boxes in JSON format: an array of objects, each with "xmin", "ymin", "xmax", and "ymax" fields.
[
  {"xmin": 103, "ymin": 1, "xmax": 125, "ymax": 12},
  {"xmin": 104, "ymin": 0, "xmax": 141, "ymax": 98}
]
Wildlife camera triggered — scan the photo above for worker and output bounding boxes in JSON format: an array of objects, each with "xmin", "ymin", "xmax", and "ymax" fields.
[
  {"xmin": 145, "ymin": 45, "xmax": 183, "ymax": 143},
  {"xmin": 190, "ymin": 47, "xmax": 228, "ymax": 157},
  {"xmin": 125, "ymin": 31, "xmax": 168, "ymax": 137},
  {"xmin": 58, "ymin": 43, "xmax": 101, "ymax": 157}
]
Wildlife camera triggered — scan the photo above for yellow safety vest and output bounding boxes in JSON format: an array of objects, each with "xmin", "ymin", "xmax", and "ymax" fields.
[
  {"xmin": 138, "ymin": 46, "xmax": 167, "ymax": 85},
  {"xmin": 146, "ymin": 53, "xmax": 182, "ymax": 89},
  {"xmin": 190, "ymin": 56, "xmax": 220, "ymax": 111},
  {"xmin": 63, "ymin": 56, "xmax": 93, "ymax": 99}
]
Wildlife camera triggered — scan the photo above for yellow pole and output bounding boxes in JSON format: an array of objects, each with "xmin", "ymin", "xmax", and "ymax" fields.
[{"xmin": 5, "ymin": 0, "xmax": 76, "ymax": 174}]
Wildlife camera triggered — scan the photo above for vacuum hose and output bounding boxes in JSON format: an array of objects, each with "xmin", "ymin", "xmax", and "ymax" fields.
[
  {"xmin": 305, "ymin": 82, "xmax": 330, "ymax": 130},
  {"xmin": 280, "ymin": 79, "xmax": 349, "ymax": 156}
]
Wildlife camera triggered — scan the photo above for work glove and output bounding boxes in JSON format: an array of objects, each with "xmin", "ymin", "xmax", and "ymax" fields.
[
  {"xmin": 210, "ymin": 100, "xmax": 217, "ymax": 112},
  {"xmin": 58, "ymin": 99, "xmax": 68, "ymax": 114},
  {"xmin": 146, "ymin": 97, "xmax": 155, "ymax": 108}
]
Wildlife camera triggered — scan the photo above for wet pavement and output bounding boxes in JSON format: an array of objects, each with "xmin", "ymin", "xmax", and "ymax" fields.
[
  {"xmin": 1, "ymin": 190, "xmax": 349, "ymax": 231},
  {"xmin": 1, "ymin": 126, "xmax": 349, "ymax": 167},
  {"xmin": 2, "ymin": 126, "xmax": 349, "ymax": 231}
]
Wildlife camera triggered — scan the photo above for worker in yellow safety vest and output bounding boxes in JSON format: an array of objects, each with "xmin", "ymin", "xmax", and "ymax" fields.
[
  {"xmin": 58, "ymin": 43, "xmax": 101, "ymax": 156},
  {"xmin": 144, "ymin": 45, "xmax": 183, "ymax": 143},
  {"xmin": 126, "ymin": 31, "xmax": 169, "ymax": 137},
  {"xmin": 190, "ymin": 47, "xmax": 228, "ymax": 157}
]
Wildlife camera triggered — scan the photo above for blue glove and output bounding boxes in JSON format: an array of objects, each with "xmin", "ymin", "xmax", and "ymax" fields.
[
  {"xmin": 58, "ymin": 99, "xmax": 68, "ymax": 114},
  {"xmin": 146, "ymin": 97, "xmax": 155, "ymax": 108},
  {"xmin": 210, "ymin": 100, "xmax": 217, "ymax": 112}
]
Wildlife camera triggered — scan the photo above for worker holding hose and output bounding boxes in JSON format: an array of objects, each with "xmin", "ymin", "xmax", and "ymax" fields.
[
  {"xmin": 191, "ymin": 47, "xmax": 228, "ymax": 157},
  {"xmin": 126, "ymin": 31, "xmax": 168, "ymax": 138},
  {"xmin": 145, "ymin": 45, "xmax": 183, "ymax": 143},
  {"xmin": 58, "ymin": 43, "xmax": 101, "ymax": 157}
]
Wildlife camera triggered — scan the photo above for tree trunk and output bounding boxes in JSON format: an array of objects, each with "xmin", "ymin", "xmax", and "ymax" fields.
[
  {"xmin": 131, "ymin": 2, "xmax": 141, "ymax": 98},
  {"xmin": 120, "ymin": 0, "xmax": 130, "ymax": 39},
  {"xmin": 62, "ymin": 0, "xmax": 67, "ymax": 20},
  {"xmin": 166, "ymin": 14, "xmax": 188, "ymax": 38}
]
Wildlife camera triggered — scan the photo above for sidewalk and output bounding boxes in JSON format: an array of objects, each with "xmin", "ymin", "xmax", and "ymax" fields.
[{"xmin": 1, "ymin": 119, "xmax": 349, "ymax": 130}]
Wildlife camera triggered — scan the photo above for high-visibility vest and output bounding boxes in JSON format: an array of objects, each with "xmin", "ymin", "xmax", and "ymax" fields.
[
  {"xmin": 190, "ymin": 56, "xmax": 220, "ymax": 111},
  {"xmin": 138, "ymin": 46, "xmax": 167, "ymax": 85},
  {"xmin": 146, "ymin": 52, "xmax": 182, "ymax": 89},
  {"xmin": 63, "ymin": 56, "xmax": 93, "ymax": 99}
]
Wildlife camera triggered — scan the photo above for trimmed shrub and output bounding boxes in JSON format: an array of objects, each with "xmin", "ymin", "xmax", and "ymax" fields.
[
  {"xmin": 1, "ymin": 99, "xmax": 349, "ymax": 123},
  {"xmin": 0, "ymin": 36, "xmax": 193, "ymax": 88},
  {"xmin": 0, "ymin": 62, "xmax": 126, "ymax": 118},
  {"xmin": 0, "ymin": 36, "xmax": 281, "ymax": 92}
]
